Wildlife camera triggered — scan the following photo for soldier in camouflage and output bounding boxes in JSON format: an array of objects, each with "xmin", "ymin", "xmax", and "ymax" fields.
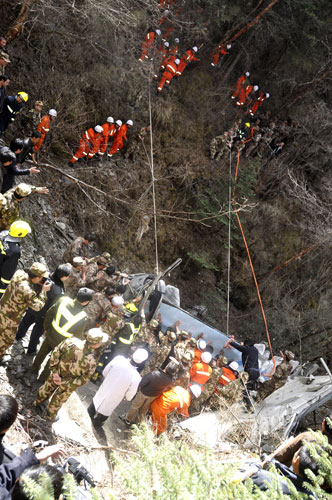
[
  {"xmin": 0, "ymin": 262, "xmax": 50, "ymax": 360},
  {"xmin": 207, "ymin": 371, "xmax": 249, "ymax": 410},
  {"xmin": 0, "ymin": 183, "xmax": 49, "ymax": 230},
  {"xmin": 84, "ymin": 286, "xmax": 118, "ymax": 330},
  {"xmin": 174, "ymin": 352, "xmax": 192, "ymax": 390},
  {"xmin": 174, "ymin": 330, "xmax": 190, "ymax": 362},
  {"xmin": 85, "ymin": 257, "xmax": 108, "ymax": 288},
  {"xmin": 62, "ymin": 234, "xmax": 95, "ymax": 264},
  {"xmin": 21, "ymin": 100, "xmax": 43, "ymax": 134},
  {"xmin": 189, "ymin": 357, "xmax": 226, "ymax": 414},
  {"xmin": 64, "ymin": 257, "xmax": 86, "ymax": 298},
  {"xmin": 150, "ymin": 330, "xmax": 177, "ymax": 371},
  {"xmin": 34, "ymin": 328, "xmax": 108, "ymax": 421},
  {"xmin": 258, "ymin": 350, "xmax": 294, "ymax": 402}
]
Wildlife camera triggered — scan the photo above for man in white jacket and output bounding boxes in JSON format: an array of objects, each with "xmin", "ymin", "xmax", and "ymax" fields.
[{"xmin": 87, "ymin": 348, "xmax": 149, "ymax": 427}]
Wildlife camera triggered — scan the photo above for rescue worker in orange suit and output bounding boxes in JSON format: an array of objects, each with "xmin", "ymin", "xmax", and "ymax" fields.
[
  {"xmin": 189, "ymin": 351, "xmax": 213, "ymax": 391},
  {"xmin": 211, "ymin": 43, "xmax": 231, "ymax": 67},
  {"xmin": 193, "ymin": 338, "xmax": 206, "ymax": 363},
  {"xmin": 175, "ymin": 46, "xmax": 199, "ymax": 77},
  {"xmin": 237, "ymin": 84, "xmax": 259, "ymax": 108},
  {"xmin": 231, "ymin": 72, "xmax": 250, "ymax": 101},
  {"xmin": 98, "ymin": 116, "xmax": 116, "ymax": 158},
  {"xmin": 216, "ymin": 361, "xmax": 239, "ymax": 389},
  {"xmin": 138, "ymin": 30, "xmax": 161, "ymax": 62},
  {"xmin": 108, "ymin": 120, "xmax": 133, "ymax": 158},
  {"xmin": 154, "ymin": 52, "xmax": 176, "ymax": 80},
  {"xmin": 169, "ymin": 38, "xmax": 179, "ymax": 56},
  {"xmin": 33, "ymin": 109, "xmax": 57, "ymax": 155},
  {"xmin": 249, "ymin": 92, "xmax": 270, "ymax": 117},
  {"xmin": 150, "ymin": 384, "xmax": 201, "ymax": 434},
  {"xmin": 157, "ymin": 58, "xmax": 179, "ymax": 92},
  {"xmin": 68, "ymin": 125, "xmax": 103, "ymax": 167}
]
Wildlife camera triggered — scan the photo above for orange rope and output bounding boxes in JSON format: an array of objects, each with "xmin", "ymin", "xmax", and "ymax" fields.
[{"xmin": 232, "ymin": 148, "xmax": 276, "ymax": 373}]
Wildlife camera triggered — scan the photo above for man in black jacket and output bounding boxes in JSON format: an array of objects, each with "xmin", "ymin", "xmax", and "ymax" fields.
[
  {"xmin": 16, "ymin": 264, "xmax": 72, "ymax": 355},
  {"xmin": 123, "ymin": 361, "xmax": 178, "ymax": 424},
  {"xmin": 1, "ymin": 138, "xmax": 39, "ymax": 194},
  {"xmin": 0, "ymin": 93, "xmax": 28, "ymax": 136},
  {"xmin": 16, "ymin": 131, "xmax": 41, "ymax": 166},
  {"xmin": 0, "ymin": 76, "xmax": 10, "ymax": 115}
]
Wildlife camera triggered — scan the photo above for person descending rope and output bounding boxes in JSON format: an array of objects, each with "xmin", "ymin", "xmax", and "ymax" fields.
[
  {"xmin": 98, "ymin": 117, "xmax": 116, "ymax": 159},
  {"xmin": 68, "ymin": 125, "xmax": 103, "ymax": 167},
  {"xmin": 138, "ymin": 30, "xmax": 161, "ymax": 62},
  {"xmin": 108, "ymin": 120, "xmax": 133, "ymax": 159},
  {"xmin": 157, "ymin": 58, "xmax": 179, "ymax": 92},
  {"xmin": 211, "ymin": 43, "xmax": 231, "ymax": 67},
  {"xmin": 231, "ymin": 72, "xmax": 250, "ymax": 101},
  {"xmin": 249, "ymin": 92, "xmax": 270, "ymax": 117}
]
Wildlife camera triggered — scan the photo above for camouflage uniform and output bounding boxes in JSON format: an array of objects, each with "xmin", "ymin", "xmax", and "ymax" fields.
[
  {"xmin": 62, "ymin": 237, "xmax": 90, "ymax": 263},
  {"xmin": 208, "ymin": 372, "xmax": 249, "ymax": 409},
  {"xmin": 35, "ymin": 337, "xmax": 98, "ymax": 420},
  {"xmin": 124, "ymin": 126, "xmax": 149, "ymax": 160},
  {"xmin": 210, "ymin": 131, "xmax": 231, "ymax": 161},
  {"xmin": 64, "ymin": 268, "xmax": 86, "ymax": 298},
  {"xmin": 102, "ymin": 308, "xmax": 125, "ymax": 342},
  {"xmin": 0, "ymin": 185, "xmax": 38, "ymax": 230},
  {"xmin": 0, "ymin": 270, "xmax": 46, "ymax": 358},
  {"xmin": 87, "ymin": 271, "xmax": 118, "ymax": 292},
  {"xmin": 189, "ymin": 366, "xmax": 222, "ymax": 414},
  {"xmin": 258, "ymin": 361, "xmax": 292, "ymax": 401},
  {"xmin": 149, "ymin": 337, "xmax": 172, "ymax": 370},
  {"xmin": 245, "ymin": 130, "xmax": 262, "ymax": 157},
  {"xmin": 21, "ymin": 108, "xmax": 41, "ymax": 134},
  {"xmin": 84, "ymin": 292, "xmax": 111, "ymax": 330}
]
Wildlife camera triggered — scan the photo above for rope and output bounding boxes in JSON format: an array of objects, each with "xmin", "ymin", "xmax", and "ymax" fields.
[
  {"xmin": 148, "ymin": 56, "xmax": 159, "ymax": 273},
  {"xmin": 226, "ymin": 146, "xmax": 232, "ymax": 336},
  {"xmin": 232, "ymin": 148, "xmax": 275, "ymax": 373}
]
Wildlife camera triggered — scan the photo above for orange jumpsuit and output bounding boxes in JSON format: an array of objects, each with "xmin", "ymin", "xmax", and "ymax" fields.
[
  {"xmin": 169, "ymin": 43, "xmax": 179, "ymax": 56},
  {"xmin": 216, "ymin": 367, "xmax": 237, "ymax": 389},
  {"xmin": 139, "ymin": 32, "xmax": 155, "ymax": 62},
  {"xmin": 98, "ymin": 122, "xmax": 116, "ymax": 156},
  {"xmin": 175, "ymin": 58, "xmax": 187, "ymax": 76},
  {"xmin": 211, "ymin": 44, "xmax": 228, "ymax": 67},
  {"xmin": 162, "ymin": 25, "xmax": 174, "ymax": 41},
  {"xmin": 157, "ymin": 60, "xmax": 177, "ymax": 92},
  {"xmin": 183, "ymin": 49, "xmax": 199, "ymax": 63},
  {"xmin": 69, "ymin": 128, "xmax": 103, "ymax": 164},
  {"xmin": 193, "ymin": 347, "xmax": 202, "ymax": 363},
  {"xmin": 189, "ymin": 361, "xmax": 212, "ymax": 390},
  {"xmin": 232, "ymin": 75, "xmax": 247, "ymax": 100},
  {"xmin": 108, "ymin": 124, "xmax": 128, "ymax": 157},
  {"xmin": 150, "ymin": 386, "xmax": 190, "ymax": 434},
  {"xmin": 249, "ymin": 92, "xmax": 267, "ymax": 117},
  {"xmin": 33, "ymin": 115, "xmax": 51, "ymax": 153}
]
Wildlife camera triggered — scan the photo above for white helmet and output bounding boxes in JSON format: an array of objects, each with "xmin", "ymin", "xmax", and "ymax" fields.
[
  {"xmin": 116, "ymin": 120, "xmax": 122, "ymax": 126},
  {"xmin": 201, "ymin": 351, "xmax": 212, "ymax": 364},
  {"xmin": 164, "ymin": 42, "xmax": 169, "ymax": 47},
  {"xmin": 245, "ymin": 72, "xmax": 250, "ymax": 77},
  {"xmin": 112, "ymin": 296, "xmax": 124, "ymax": 307},
  {"xmin": 190, "ymin": 384, "xmax": 202, "ymax": 399},
  {"xmin": 133, "ymin": 348, "xmax": 149, "ymax": 364},
  {"xmin": 107, "ymin": 116, "xmax": 114, "ymax": 123},
  {"xmin": 192, "ymin": 46, "xmax": 198, "ymax": 52},
  {"xmin": 227, "ymin": 44, "xmax": 232, "ymax": 49},
  {"xmin": 265, "ymin": 93, "xmax": 270, "ymax": 98},
  {"xmin": 163, "ymin": 9, "xmax": 169, "ymax": 15},
  {"xmin": 49, "ymin": 109, "xmax": 57, "ymax": 117},
  {"xmin": 197, "ymin": 339, "xmax": 206, "ymax": 351},
  {"xmin": 126, "ymin": 120, "xmax": 133, "ymax": 126},
  {"xmin": 94, "ymin": 125, "xmax": 103, "ymax": 133},
  {"xmin": 253, "ymin": 85, "xmax": 259, "ymax": 91},
  {"xmin": 175, "ymin": 38, "xmax": 179, "ymax": 43},
  {"xmin": 175, "ymin": 58, "xmax": 180, "ymax": 65},
  {"xmin": 156, "ymin": 29, "xmax": 161, "ymax": 36},
  {"xmin": 229, "ymin": 361, "xmax": 239, "ymax": 371}
]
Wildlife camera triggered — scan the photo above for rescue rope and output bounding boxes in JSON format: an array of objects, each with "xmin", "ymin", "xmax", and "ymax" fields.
[
  {"xmin": 232, "ymin": 148, "xmax": 275, "ymax": 373},
  {"xmin": 226, "ymin": 147, "xmax": 232, "ymax": 336}
]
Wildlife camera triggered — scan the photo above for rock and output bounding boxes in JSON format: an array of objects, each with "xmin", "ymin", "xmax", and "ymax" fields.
[{"xmin": 56, "ymin": 221, "xmax": 66, "ymax": 231}]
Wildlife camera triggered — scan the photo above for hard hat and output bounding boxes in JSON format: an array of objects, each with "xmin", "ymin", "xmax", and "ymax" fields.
[
  {"xmin": 126, "ymin": 120, "xmax": 133, "ymax": 126},
  {"xmin": 163, "ymin": 9, "xmax": 169, "ymax": 14},
  {"xmin": 149, "ymin": 319, "xmax": 159, "ymax": 328},
  {"xmin": 111, "ymin": 296, "xmax": 124, "ymax": 307},
  {"xmin": 181, "ymin": 352, "xmax": 192, "ymax": 364},
  {"xmin": 227, "ymin": 44, "xmax": 232, "ymax": 49},
  {"xmin": 35, "ymin": 101, "xmax": 44, "ymax": 106},
  {"xmin": 266, "ymin": 93, "xmax": 270, "ymax": 98},
  {"xmin": 164, "ymin": 42, "xmax": 169, "ymax": 47},
  {"xmin": 17, "ymin": 91, "xmax": 28, "ymax": 102},
  {"xmin": 72, "ymin": 256, "xmax": 84, "ymax": 267},
  {"xmin": 245, "ymin": 72, "xmax": 250, "ymax": 77},
  {"xmin": 167, "ymin": 331, "xmax": 177, "ymax": 342},
  {"xmin": 245, "ymin": 122, "xmax": 251, "ymax": 127},
  {"xmin": 156, "ymin": 30, "xmax": 161, "ymax": 36},
  {"xmin": 229, "ymin": 361, "xmax": 239, "ymax": 371},
  {"xmin": 29, "ymin": 262, "xmax": 48, "ymax": 278},
  {"xmin": 107, "ymin": 116, "xmax": 114, "ymax": 123},
  {"xmin": 190, "ymin": 384, "xmax": 202, "ymax": 399},
  {"xmin": 48, "ymin": 109, "xmax": 57, "ymax": 117},
  {"xmin": 175, "ymin": 58, "xmax": 180, "ymax": 65},
  {"xmin": 126, "ymin": 303, "xmax": 138, "ymax": 313},
  {"xmin": 133, "ymin": 348, "xmax": 149, "ymax": 364},
  {"xmin": 86, "ymin": 328, "xmax": 108, "ymax": 344},
  {"xmin": 253, "ymin": 85, "xmax": 259, "ymax": 91},
  {"xmin": 201, "ymin": 351, "xmax": 212, "ymax": 364},
  {"xmin": 9, "ymin": 220, "xmax": 31, "ymax": 238},
  {"xmin": 116, "ymin": 120, "xmax": 122, "ymax": 126},
  {"xmin": 192, "ymin": 46, "xmax": 198, "ymax": 52},
  {"xmin": 175, "ymin": 38, "xmax": 179, "ymax": 43},
  {"xmin": 197, "ymin": 339, "xmax": 206, "ymax": 351},
  {"xmin": 94, "ymin": 125, "xmax": 103, "ymax": 133},
  {"xmin": 15, "ymin": 183, "xmax": 32, "ymax": 198}
]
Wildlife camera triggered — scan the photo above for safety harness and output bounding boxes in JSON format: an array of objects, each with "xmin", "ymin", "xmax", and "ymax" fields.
[{"xmin": 52, "ymin": 296, "xmax": 86, "ymax": 338}]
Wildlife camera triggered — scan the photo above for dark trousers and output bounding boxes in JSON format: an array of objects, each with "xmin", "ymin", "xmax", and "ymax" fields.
[
  {"xmin": 87, "ymin": 402, "xmax": 108, "ymax": 427},
  {"xmin": 16, "ymin": 310, "xmax": 44, "ymax": 354}
]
